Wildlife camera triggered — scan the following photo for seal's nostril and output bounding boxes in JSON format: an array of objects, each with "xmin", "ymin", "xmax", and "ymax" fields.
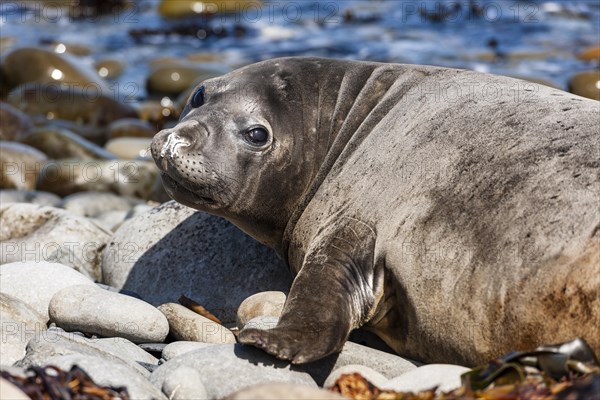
[{"xmin": 160, "ymin": 132, "xmax": 192, "ymax": 159}]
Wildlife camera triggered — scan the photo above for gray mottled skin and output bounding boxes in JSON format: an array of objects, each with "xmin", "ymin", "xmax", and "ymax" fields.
[{"xmin": 151, "ymin": 57, "xmax": 600, "ymax": 366}]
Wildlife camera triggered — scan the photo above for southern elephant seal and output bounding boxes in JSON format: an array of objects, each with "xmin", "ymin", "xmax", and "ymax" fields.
[{"xmin": 151, "ymin": 57, "xmax": 599, "ymax": 366}]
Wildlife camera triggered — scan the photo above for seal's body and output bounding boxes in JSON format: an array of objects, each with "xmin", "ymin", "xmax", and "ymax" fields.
[{"xmin": 152, "ymin": 57, "xmax": 599, "ymax": 366}]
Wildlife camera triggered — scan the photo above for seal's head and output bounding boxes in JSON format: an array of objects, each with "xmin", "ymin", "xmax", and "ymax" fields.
[{"xmin": 151, "ymin": 58, "xmax": 330, "ymax": 249}]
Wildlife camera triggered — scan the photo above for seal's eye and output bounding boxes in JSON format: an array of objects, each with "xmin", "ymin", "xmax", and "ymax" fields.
[
  {"xmin": 190, "ymin": 86, "xmax": 205, "ymax": 108},
  {"xmin": 243, "ymin": 127, "xmax": 269, "ymax": 146}
]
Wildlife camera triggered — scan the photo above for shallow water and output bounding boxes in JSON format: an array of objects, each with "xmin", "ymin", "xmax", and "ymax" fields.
[{"xmin": 1, "ymin": 0, "xmax": 599, "ymax": 101}]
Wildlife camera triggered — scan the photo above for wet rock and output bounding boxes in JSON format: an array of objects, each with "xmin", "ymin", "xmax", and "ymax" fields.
[
  {"xmin": 568, "ymin": 70, "xmax": 600, "ymax": 100},
  {"xmin": 540, "ymin": 2, "xmax": 591, "ymax": 19},
  {"xmin": 94, "ymin": 59, "xmax": 125, "ymax": 80},
  {"xmin": 162, "ymin": 366, "xmax": 208, "ymax": 400},
  {"xmin": 0, "ymin": 378, "xmax": 29, "ymax": 400},
  {"xmin": 59, "ymin": 191, "xmax": 136, "ymax": 217},
  {"xmin": 19, "ymin": 128, "xmax": 116, "ymax": 160},
  {"xmin": 65, "ymin": 0, "xmax": 133, "ymax": 19},
  {"xmin": 162, "ymin": 341, "xmax": 216, "ymax": 361},
  {"xmin": 105, "ymin": 137, "xmax": 152, "ymax": 159},
  {"xmin": 149, "ymin": 344, "xmax": 316, "ymax": 399},
  {"xmin": 0, "ymin": 293, "xmax": 47, "ymax": 365},
  {"xmin": 0, "ymin": 261, "xmax": 95, "ymax": 319},
  {"xmin": 1, "ymin": 47, "xmax": 107, "ymax": 92},
  {"xmin": 0, "ymin": 141, "xmax": 46, "ymax": 190},
  {"xmin": 49, "ymin": 41, "xmax": 92, "ymax": 56},
  {"xmin": 323, "ymin": 365, "xmax": 387, "ymax": 389},
  {"xmin": 107, "ymin": 118, "xmax": 157, "ymax": 139},
  {"xmin": 237, "ymin": 291, "xmax": 286, "ymax": 330},
  {"xmin": 158, "ymin": 303, "xmax": 236, "ymax": 344},
  {"xmin": 49, "ymin": 284, "xmax": 169, "ymax": 343},
  {"xmin": 7, "ymin": 83, "xmax": 137, "ymax": 126},
  {"xmin": 380, "ymin": 364, "xmax": 469, "ymax": 393},
  {"xmin": 186, "ymin": 52, "xmax": 225, "ymax": 63},
  {"xmin": 0, "ymin": 203, "xmax": 110, "ymax": 279},
  {"xmin": 36, "ymin": 159, "xmax": 159, "ymax": 199},
  {"xmin": 226, "ymin": 384, "xmax": 345, "ymax": 400},
  {"xmin": 135, "ymin": 100, "xmax": 180, "ymax": 129},
  {"xmin": 102, "ymin": 201, "xmax": 292, "ymax": 323},
  {"xmin": 578, "ymin": 45, "xmax": 600, "ymax": 62},
  {"xmin": 0, "ymin": 102, "xmax": 32, "ymax": 141},
  {"xmin": 36, "ymin": 118, "xmax": 108, "ymax": 146},
  {"xmin": 158, "ymin": 0, "xmax": 262, "ymax": 18},
  {"xmin": 147, "ymin": 63, "xmax": 227, "ymax": 95},
  {"xmin": 0, "ymin": 189, "xmax": 61, "ymax": 206},
  {"xmin": 43, "ymin": 354, "xmax": 166, "ymax": 399}
]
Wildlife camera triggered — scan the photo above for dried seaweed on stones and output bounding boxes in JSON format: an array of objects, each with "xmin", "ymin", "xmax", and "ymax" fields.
[
  {"xmin": 1, "ymin": 365, "xmax": 130, "ymax": 400},
  {"xmin": 330, "ymin": 338, "xmax": 600, "ymax": 400}
]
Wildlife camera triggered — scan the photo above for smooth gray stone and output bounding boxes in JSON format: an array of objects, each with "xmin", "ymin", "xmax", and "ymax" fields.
[
  {"xmin": 162, "ymin": 341, "xmax": 217, "ymax": 361},
  {"xmin": 0, "ymin": 261, "xmax": 95, "ymax": 319},
  {"xmin": 0, "ymin": 293, "xmax": 46, "ymax": 327},
  {"xmin": 45, "ymin": 354, "xmax": 166, "ymax": 399},
  {"xmin": 49, "ymin": 284, "xmax": 169, "ymax": 343},
  {"xmin": 95, "ymin": 283, "xmax": 143, "ymax": 299},
  {"xmin": 243, "ymin": 316, "xmax": 279, "ymax": 331},
  {"xmin": 236, "ymin": 291, "xmax": 286, "ymax": 330},
  {"xmin": 0, "ymin": 142, "xmax": 46, "ymax": 190},
  {"xmin": 91, "ymin": 210, "xmax": 129, "ymax": 231},
  {"xmin": 59, "ymin": 192, "xmax": 137, "ymax": 218},
  {"xmin": 16, "ymin": 330, "xmax": 152, "ymax": 377},
  {"xmin": 0, "ymin": 365, "xmax": 29, "ymax": 378},
  {"xmin": 292, "ymin": 341, "xmax": 419, "ymax": 386},
  {"xmin": 0, "ymin": 293, "xmax": 47, "ymax": 365},
  {"xmin": 87, "ymin": 337, "xmax": 159, "ymax": 368},
  {"xmin": 150, "ymin": 344, "xmax": 317, "ymax": 399},
  {"xmin": 125, "ymin": 203, "xmax": 155, "ymax": 218},
  {"xmin": 158, "ymin": 303, "xmax": 236, "ymax": 344},
  {"xmin": 0, "ymin": 203, "xmax": 111, "ymax": 280},
  {"xmin": 0, "ymin": 190, "xmax": 61, "ymax": 207},
  {"xmin": 225, "ymin": 384, "xmax": 346, "ymax": 400},
  {"xmin": 162, "ymin": 366, "xmax": 208, "ymax": 400},
  {"xmin": 379, "ymin": 364, "xmax": 470, "ymax": 393},
  {"xmin": 323, "ymin": 364, "xmax": 388, "ymax": 389},
  {"xmin": 333, "ymin": 342, "xmax": 418, "ymax": 380},
  {"xmin": 102, "ymin": 200, "xmax": 292, "ymax": 323},
  {"xmin": 0, "ymin": 377, "xmax": 29, "ymax": 400},
  {"xmin": 36, "ymin": 159, "xmax": 158, "ymax": 200}
]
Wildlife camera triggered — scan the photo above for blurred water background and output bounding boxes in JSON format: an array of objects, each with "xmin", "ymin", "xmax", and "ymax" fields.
[
  {"xmin": 1, "ymin": 0, "xmax": 598, "ymax": 108},
  {"xmin": 0, "ymin": 0, "xmax": 598, "ymax": 183}
]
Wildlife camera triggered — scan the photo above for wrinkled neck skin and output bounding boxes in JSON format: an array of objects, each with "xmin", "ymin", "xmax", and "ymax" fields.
[{"xmin": 277, "ymin": 58, "xmax": 404, "ymax": 262}]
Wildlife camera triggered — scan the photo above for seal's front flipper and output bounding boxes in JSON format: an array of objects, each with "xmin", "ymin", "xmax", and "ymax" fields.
[{"xmin": 239, "ymin": 217, "xmax": 381, "ymax": 364}]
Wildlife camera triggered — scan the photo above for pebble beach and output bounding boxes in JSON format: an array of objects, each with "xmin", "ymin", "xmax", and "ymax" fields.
[{"xmin": 1, "ymin": 1, "xmax": 599, "ymax": 399}]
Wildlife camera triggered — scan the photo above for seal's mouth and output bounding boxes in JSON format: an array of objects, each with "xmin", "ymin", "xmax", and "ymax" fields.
[{"xmin": 160, "ymin": 172, "xmax": 215, "ymax": 206}]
